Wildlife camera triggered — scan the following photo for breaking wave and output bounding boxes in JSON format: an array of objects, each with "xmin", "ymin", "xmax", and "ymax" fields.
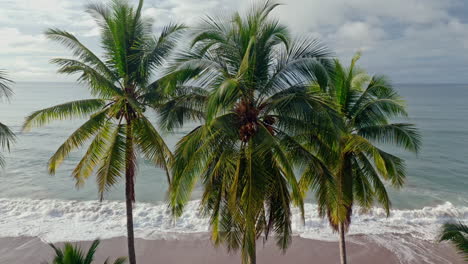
[{"xmin": 0, "ymin": 198, "xmax": 466, "ymax": 243}]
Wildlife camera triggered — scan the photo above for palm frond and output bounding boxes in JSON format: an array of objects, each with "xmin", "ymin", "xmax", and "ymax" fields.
[
  {"xmin": 48, "ymin": 110, "xmax": 109, "ymax": 175},
  {"xmin": 111, "ymin": 257, "xmax": 128, "ymax": 264},
  {"xmin": 157, "ymin": 86, "xmax": 208, "ymax": 131},
  {"xmin": 264, "ymin": 37, "xmax": 332, "ymax": 96},
  {"xmin": 206, "ymin": 78, "xmax": 240, "ymax": 121},
  {"xmin": 23, "ymin": 99, "xmax": 106, "ymax": 131},
  {"xmin": 376, "ymin": 149, "xmax": 406, "ymax": 187},
  {"xmin": 96, "ymin": 124, "xmax": 126, "ymax": 200},
  {"xmin": 47, "ymin": 239, "xmax": 127, "ymax": 264},
  {"xmin": 439, "ymin": 221, "xmax": 468, "ymax": 260},
  {"xmin": 136, "ymin": 23, "xmax": 186, "ymax": 73},
  {"xmin": 0, "ymin": 122, "xmax": 15, "ymax": 152},
  {"xmin": 50, "ymin": 59, "xmax": 122, "ymax": 98},
  {"xmin": 45, "ymin": 29, "xmax": 118, "ymax": 81},
  {"xmin": 83, "ymin": 239, "xmax": 100, "ymax": 264},
  {"xmin": 356, "ymin": 152, "xmax": 391, "ymax": 215},
  {"xmin": 133, "ymin": 116, "xmax": 173, "ymax": 184},
  {"xmin": 71, "ymin": 120, "xmax": 114, "ymax": 187},
  {"xmin": 358, "ymin": 123, "xmax": 421, "ymax": 153},
  {"xmin": 170, "ymin": 125, "xmax": 219, "ymax": 216},
  {"xmin": 0, "ymin": 70, "xmax": 13, "ymax": 100}
]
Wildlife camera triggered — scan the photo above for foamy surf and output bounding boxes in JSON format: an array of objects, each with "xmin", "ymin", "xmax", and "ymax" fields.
[
  {"xmin": 0, "ymin": 198, "xmax": 466, "ymax": 243},
  {"xmin": 297, "ymin": 202, "xmax": 468, "ymax": 241}
]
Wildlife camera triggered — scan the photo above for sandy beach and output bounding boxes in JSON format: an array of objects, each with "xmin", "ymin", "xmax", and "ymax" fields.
[{"xmin": 0, "ymin": 234, "xmax": 463, "ymax": 264}]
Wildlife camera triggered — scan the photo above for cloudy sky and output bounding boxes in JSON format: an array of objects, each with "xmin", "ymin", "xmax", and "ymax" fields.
[{"xmin": 1, "ymin": 0, "xmax": 468, "ymax": 83}]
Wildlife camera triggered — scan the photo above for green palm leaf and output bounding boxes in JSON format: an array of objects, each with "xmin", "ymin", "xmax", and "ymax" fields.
[
  {"xmin": 358, "ymin": 123, "xmax": 421, "ymax": 152},
  {"xmin": 439, "ymin": 221, "xmax": 468, "ymax": 260},
  {"xmin": 0, "ymin": 70, "xmax": 13, "ymax": 100},
  {"xmin": 72, "ymin": 121, "xmax": 114, "ymax": 187},
  {"xmin": 133, "ymin": 116, "xmax": 173, "ymax": 184},
  {"xmin": 51, "ymin": 59, "xmax": 122, "ymax": 98},
  {"xmin": 45, "ymin": 29, "xmax": 118, "ymax": 81},
  {"xmin": 48, "ymin": 110, "xmax": 109, "ymax": 175},
  {"xmin": 0, "ymin": 121, "xmax": 16, "ymax": 168},
  {"xmin": 0, "ymin": 70, "xmax": 15, "ymax": 168},
  {"xmin": 46, "ymin": 239, "xmax": 127, "ymax": 264},
  {"xmin": 22, "ymin": 99, "xmax": 106, "ymax": 131},
  {"xmin": 96, "ymin": 124, "xmax": 126, "ymax": 200},
  {"xmin": 0, "ymin": 122, "xmax": 15, "ymax": 152},
  {"xmin": 157, "ymin": 86, "xmax": 208, "ymax": 131}
]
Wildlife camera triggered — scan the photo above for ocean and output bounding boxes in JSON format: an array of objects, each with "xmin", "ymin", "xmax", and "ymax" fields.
[{"xmin": 0, "ymin": 82, "xmax": 467, "ymax": 246}]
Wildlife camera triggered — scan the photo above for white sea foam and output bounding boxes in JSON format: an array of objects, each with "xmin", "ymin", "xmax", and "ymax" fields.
[
  {"xmin": 0, "ymin": 198, "xmax": 466, "ymax": 243},
  {"xmin": 296, "ymin": 202, "xmax": 468, "ymax": 241},
  {"xmin": 362, "ymin": 234, "xmax": 455, "ymax": 264}
]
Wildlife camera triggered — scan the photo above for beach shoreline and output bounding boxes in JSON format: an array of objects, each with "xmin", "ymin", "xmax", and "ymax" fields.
[{"xmin": 0, "ymin": 234, "xmax": 463, "ymax": 264}]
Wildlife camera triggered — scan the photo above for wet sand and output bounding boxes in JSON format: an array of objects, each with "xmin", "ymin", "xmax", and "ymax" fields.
[{"xmin": 0, "ymin": 234, "xmax": 463, "ymax": 264}]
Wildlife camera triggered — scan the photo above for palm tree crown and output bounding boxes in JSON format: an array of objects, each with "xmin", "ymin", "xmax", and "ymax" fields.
[
  {"xmin": 0, "ymin": 70, "xmax": 15, "ymax": 168},
  {"xmin": 23, "ymin": 1, "xmax": 183, "ymax": 263},
  {"xmin": 303, "ymin": 53, "xmax": 421, "ymax": 264},
  {"xmin": 167, "ymin": 1, "xmax": 339, "ymax": 263},
  {"xmin": 47, "ymin": 239, "xmax": 126, "ymax": 264},
  {"xmin": 325, "ymin": 53, "xmax": 421, "ymax": 229}
]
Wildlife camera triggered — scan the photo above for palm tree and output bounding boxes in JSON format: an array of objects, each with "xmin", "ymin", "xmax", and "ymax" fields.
[
  {"xmin": 0, "ymin": 70, "xmax": 15, "ymax": 168},
  {"xmin": 22, "ymin": 1, "xmax": 183, "ymax": 263},
  {"xmin": 46, "ymin": 239, "xmax": 126, "ymax": 264},
  {"xmin": 166, "ymin": 2, "xmax": 339, "ymax": 263},
  {"xmin": 301, "ymin": 53, "xmax": 421, "ymax": 264},
  {"xmin": 439, "ymin": 221, "xmax": 468, "ymax": 261}
]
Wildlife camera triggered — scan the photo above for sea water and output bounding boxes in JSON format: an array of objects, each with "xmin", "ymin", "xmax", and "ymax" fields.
[{"xmin": 0, "ymin": 82, "xmax": 467, "ymax": 243}]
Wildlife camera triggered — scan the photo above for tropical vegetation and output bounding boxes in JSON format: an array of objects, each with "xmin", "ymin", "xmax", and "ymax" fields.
[
  {"xmin": 0, "ymin": 70, "xmax": 15, "ymax": 168},
  {"xmin": 300, "ymin": 53, "xmax": 421, "ymax": 264},
  {"xmin": 166, "ymin": 2, "xmax": 341, "ymax": 264},
  {"xmin": 22, "ymin": 0, "xmax": 183, "ymax": 263},
  {"xmin": 13, "ymin": 0, "xmax": 424, "ymax": 263},
  {"xmin": 45, "ymin": 239, "xmax": 126, "ymax": 264},
  {"xmin": 439, "ymin": 221, "xmax": 468, "ymax": 261}
]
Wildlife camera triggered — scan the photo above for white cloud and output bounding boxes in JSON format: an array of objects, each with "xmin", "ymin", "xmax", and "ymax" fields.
[
  {"xmin": 143, "ymin": 0, "xmax": 240, "ymax": 29},
  {"xmin": 0, "ymin": 0, "xmax": 80, "ymax": 27},
  {"xmin": 0, "ymin": 28, "xmax": 48, "ymax": 54},
  {"xmin": 344, "ymin": 0, "xmax": 453, "ymax": 24},
  {"xmin": 273, "ymin": 0, "xmax": 455, "ymax": 32},
  {"xmin": 71, "ymin": 19, "xmax": 101, "ymax": 38},
  {"xmin": 330, "ymin": 21, "xmax": 386, "ymax": 52},
  {"xmin": 0, "ymin": 0, "xmax": 467, "ymax": 83},
  {"xmin": 1, "ymin": 55, "xmax": 67, "ymax": 82}
]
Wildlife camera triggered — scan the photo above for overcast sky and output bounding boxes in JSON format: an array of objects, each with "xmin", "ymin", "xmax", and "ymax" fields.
[{"xmin": 1, "ymin": 0, "xmax": 468, "ymax": 83}]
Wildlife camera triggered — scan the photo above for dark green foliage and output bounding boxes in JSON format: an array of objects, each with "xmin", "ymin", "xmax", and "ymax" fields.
[
  {"xmin": 167, "ymin": 1, "xmax": 338, "ymax": 263},
  {"xmin": 23, "ymin": 1, "xmax": 183, "ymax": 263},
  {"xmin": 439, "ymin": 221, "xmax": 468, "ymax": 261},
  {"xmin": 23, "ymin": 0, "xmax": 181, "ymax": 205},
  {"xmin": 302, "ymin": 53, "xmax": 421, "ymax": 230},
  {"xmin": 0, "ymin": 70, "xmax": 15, "ymax": 168},
  {"xmin": 300, "ymin": 53, "xmax": 421, "ymax": 264},
  {"xmin": 46, "ymin": 239, "xmax": 127, "ymax": 264}
]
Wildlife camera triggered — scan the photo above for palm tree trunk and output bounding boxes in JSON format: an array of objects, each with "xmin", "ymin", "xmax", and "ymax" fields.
[
  {"xmin": 248, "ymin": 235, "xmax": 256, "ymax": 264},
  {"xmin": 248, "ymin": 245, "xmax": 256, "ymax": 264},
  {"xmin": 125, "ymin": 121, "xmax": 137, "ymax": 264},
  {"xmin": 125, "ymin": 178, "xmax": 136, "ymax": 264},
  {"xmin": 338, "ymin": 223, "xmax": 347, "ymax": 264},
  {"xmin": 249, "ymin": 252, "xmax": 256, "ymax": 264}
]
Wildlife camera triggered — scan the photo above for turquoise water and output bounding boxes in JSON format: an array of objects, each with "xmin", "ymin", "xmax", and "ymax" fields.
[{"xmin": 0, "ymin": 82, "xmax": 467, "ymax": 209}]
